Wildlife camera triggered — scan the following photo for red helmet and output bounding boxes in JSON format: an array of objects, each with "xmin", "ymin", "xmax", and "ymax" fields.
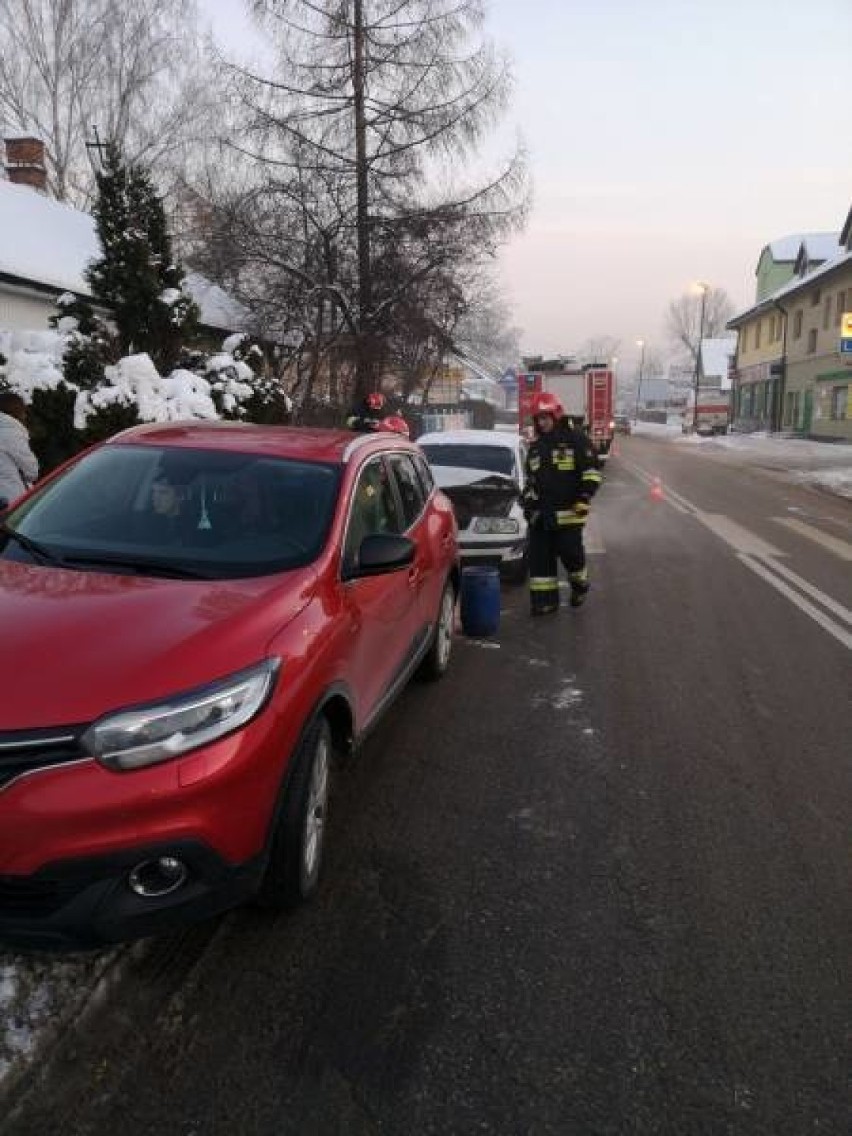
[
  {"xmin": 532, "ymin": 391, "xmax": 564, "ymax": 419},
  {"xmin": 366, "ymin": 391, "xmax": 385, "ymax": 411},
  {"xmin": 377, "ymin": 414, "xmax": 410, "ymax": 439}
]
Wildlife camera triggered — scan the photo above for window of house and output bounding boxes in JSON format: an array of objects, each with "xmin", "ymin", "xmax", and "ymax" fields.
[
  {"xmin": 755, "ymin": 320, "xmax": 762, "ymax": 349},
  {"xmin": 810, "ymin": 288, "xmax": 821, "ymax": 307},
  {"xmin": 830, "ymin": 386, "xmax": 847, "ymax": 421},
  {"xmin": 793, "ymin": 310, "xmax": 803, "ymax": 338},
  {"xmin": 837, "ymin": 291, "xmax": 847, "ymax": 322},
  {"xmin": 807, "ymin": 328, "xmax": 818, "ymax": 354},
  {"xmin": 740, "ymin": 327, "xmax": 748, "ymax": 353},
  {"xmin": 823, "ymin": 296, "xmax": 832, "ymax": 331}
]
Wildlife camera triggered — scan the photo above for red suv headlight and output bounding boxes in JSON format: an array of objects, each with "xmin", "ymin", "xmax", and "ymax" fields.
[{"xmin": 82, "ymin": 659, "xmax": 280, "ymax": 772}]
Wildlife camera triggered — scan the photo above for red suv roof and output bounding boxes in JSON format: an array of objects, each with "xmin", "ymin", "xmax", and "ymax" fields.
[{"xmin": 107, "ymin": 422, "xmax": 412, "ymax": 464}]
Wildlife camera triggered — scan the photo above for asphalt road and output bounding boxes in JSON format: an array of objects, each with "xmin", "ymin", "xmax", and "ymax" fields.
[{"xmin": 6, "ymin": 435, "xmax": 850, "ymax": 1136}]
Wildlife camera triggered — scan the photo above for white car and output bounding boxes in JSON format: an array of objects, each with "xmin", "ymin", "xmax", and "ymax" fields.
[{"xmin": 417, "ymin": 429, "xmax": 528, "ymax": 583}]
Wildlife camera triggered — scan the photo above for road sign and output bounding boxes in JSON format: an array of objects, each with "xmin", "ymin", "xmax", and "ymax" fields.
[{"xmin": 840, "ymin": 338, "xmax": 852, "ymax": 355}]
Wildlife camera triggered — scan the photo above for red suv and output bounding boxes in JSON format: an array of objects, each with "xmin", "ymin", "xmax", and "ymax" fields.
[{"xmin": 0, "ymin": 424, "xmax": 458, "ymax": 948}]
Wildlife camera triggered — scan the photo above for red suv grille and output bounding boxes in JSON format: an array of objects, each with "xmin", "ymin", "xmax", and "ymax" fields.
[{"xmin": 0, "ymin": 728, "xmax": 87, "ymax": 790}]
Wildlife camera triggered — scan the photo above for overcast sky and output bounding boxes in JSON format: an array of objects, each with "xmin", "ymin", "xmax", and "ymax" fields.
[{"xmin": 202, "ymin": 0, "xmax": 852, "ymax": 371}]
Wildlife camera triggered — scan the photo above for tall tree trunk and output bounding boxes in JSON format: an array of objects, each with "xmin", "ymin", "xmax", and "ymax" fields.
[{"xmin": 352, "ymin": 0, "xmax": 373, "ymax": 401}]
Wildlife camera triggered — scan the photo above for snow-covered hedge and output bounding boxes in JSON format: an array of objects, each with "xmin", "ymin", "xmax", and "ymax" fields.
[{"xmin": 0, "ymin": 328, "xmax": 292, "ymax": 473}]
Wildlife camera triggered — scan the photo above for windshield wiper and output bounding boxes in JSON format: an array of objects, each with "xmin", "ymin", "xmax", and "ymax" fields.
[
  {"xmin": 60, "ymin": 553, "xmax": 214, "ymax": 580},
  {"xmin": 0, "ymin": 523, "xmax": 67, "ymax": 567}
]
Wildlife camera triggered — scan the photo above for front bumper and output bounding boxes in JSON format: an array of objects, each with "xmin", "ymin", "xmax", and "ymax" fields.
[
  {"xmin": 0, "ymin": 839, "xmax": 264, "ymax": 950},
  {"xmin": 458, "ymin": 536, "xmax": 528, "ymax": 568}
]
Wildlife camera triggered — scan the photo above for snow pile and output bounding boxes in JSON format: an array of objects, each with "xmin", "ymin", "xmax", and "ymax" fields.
[
  {"xmin": 74, "ymin": 354, "xmax": 220, "ymax": 428},
  {"xmin": 0, "ymin": 949, "xmax": 119, "ymax": 1085},
  {"xmin": 205, "ymin": 353, "xmax": 256, "ymax": 414},
  {"xmin": 0, "ymin": 329, "xmax": 66, "ymax": 393},
  {"xmin": 1, "ymin": 329, "xmax": 267, "ymax": 428}
]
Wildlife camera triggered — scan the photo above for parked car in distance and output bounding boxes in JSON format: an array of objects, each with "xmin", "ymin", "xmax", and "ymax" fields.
[
  {"xmin": 0, "ymin": 423, "xmax": 458, "ymax": 948},
  {"xmin": 417, "ymin": 429, "xmax": 528, "ymax": 583},
  {"xmin": 613, "ymin": 415, "xmax": 632, "ymax": 435}
]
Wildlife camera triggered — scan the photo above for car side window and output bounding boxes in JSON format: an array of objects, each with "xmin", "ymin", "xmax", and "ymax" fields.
[
  {"xmin": 388, "ymin": 454, "xmax": 426, "ymax": 529},
  {"xmin": 343, "ymin": 457, "xmax": 404, "ymax": 571},
  {"xmin": 412, "ymin": 453, "xmax": 434, "ymax": 498}
]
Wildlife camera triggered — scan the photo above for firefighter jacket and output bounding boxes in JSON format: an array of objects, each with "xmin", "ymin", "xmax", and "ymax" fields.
[
  {"xmin": 521, "ymin": 419, "xmax": 603, "ymax": 527},
  {"xmin": 345, "ymin": 400, "xmax": 384, "ymax": 433}
]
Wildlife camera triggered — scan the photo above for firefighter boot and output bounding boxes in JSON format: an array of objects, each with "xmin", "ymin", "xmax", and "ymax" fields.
[
  {"xmin": 529, "ymin": 577, "xmax": 560, "ymax": 615},
  {"xmin": 568, "ymin": 569, "xmax": 590, "ymax": 609}
]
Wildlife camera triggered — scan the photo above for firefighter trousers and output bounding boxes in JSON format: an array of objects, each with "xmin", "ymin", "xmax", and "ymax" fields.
[{"xmin": 528, "ymin": 523, "xmax": 588, "ymax": 613}]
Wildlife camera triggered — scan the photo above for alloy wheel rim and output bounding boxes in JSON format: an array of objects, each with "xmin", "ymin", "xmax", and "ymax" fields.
[
  {"xmin": 437, "ymin": 589, "xmax": 454, "ymax": 669},
  {"xmin": 303, "ymin": 734, "xmax": 330, "ymax": 878}
]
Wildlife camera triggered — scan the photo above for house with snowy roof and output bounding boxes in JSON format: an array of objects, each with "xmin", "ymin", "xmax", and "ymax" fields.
[
  {"xmin": 754, "ymin": 231, "xmax": 841, "ymax": 302},
  {"xmin": 728, "ymin": 203, "xmax": 852, "ymax": 441},
  {"xmin": 0, "ymin": 138, "xmax": 250, "ymax": 344}
]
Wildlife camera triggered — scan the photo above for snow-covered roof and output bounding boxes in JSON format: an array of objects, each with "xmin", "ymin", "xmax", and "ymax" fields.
[
  {"xmin": 765, "ymin": 231, "xmax": 840, "ymax": 264},
  {"xmin": 730, "ymin": 247, "xmax": 852, "ymax": 327},
  {"xmin": 0, "ymin": 178, "xmax": 95, "ymax": 294},
  {"xmin": 699, "ymin": 338, "xmax": 736, "ymax": 387},
  {"xmin": 183, "ymin": 272, "xmax": 250, "ymax": 333},
  {"xmin": 0, "ymin": 178, "xmax": 249, "ymax": 332}
]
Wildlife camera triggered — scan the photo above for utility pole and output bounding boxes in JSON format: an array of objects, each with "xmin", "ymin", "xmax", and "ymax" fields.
[
  {"xmin": 633, "ymin": 339, "xmax": 645, "ymax": 424},
  {"xmin": 692, "ymin": 282, "xmax": 708, "ymax": 432}
]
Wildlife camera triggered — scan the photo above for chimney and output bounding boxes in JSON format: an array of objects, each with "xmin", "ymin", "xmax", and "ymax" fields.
[{"xmin": 4, "ymin": 136, "xmax": 47, "ymax": 193}]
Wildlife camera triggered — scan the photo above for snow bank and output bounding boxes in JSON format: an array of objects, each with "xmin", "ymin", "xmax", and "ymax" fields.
[{"xmin": 0, "ymin": 329, "xmax": 67, "ymax": 395}]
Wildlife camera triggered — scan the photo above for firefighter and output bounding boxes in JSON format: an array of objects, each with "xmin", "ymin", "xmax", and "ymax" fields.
[
  {"xmin": 346, "ymin": 391, "xmax": 386, "ymax": 432},
  {"xmin": 522, "ymin": 391, "xmax": 603, "ymax": 614}
]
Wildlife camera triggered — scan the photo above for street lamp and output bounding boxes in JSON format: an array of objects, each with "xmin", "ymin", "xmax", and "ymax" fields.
[
  {"xmin": 692, "ymin": 281, "xmax": 709, "ymax": 432},
  {"xmin": 633, "ymin": 339, "xmax": 645, "ymax": 424}
]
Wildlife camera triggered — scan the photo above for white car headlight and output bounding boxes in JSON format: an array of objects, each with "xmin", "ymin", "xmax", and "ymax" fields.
[
  {"xmin": 472, "ymin": 517, "xmax": 521, "ymax": 535},
  {"xmin": 84, "ymin": 659, "xmax": 280, "ymax": 772}
]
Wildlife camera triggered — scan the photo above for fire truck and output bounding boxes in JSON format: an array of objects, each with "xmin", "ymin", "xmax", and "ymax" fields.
[{"xmin": 517, "ymin": 362, "xmax": 616, "ymax": 459}]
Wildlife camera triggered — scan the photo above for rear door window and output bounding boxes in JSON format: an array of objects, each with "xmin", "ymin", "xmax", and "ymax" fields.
[
  {"xmin": 343, "ymin": 457, "xmax": 404, "ymax": 571},
  {"xmin": 387, "ymin": 454, "xmax": 426, "ymax": 529}
]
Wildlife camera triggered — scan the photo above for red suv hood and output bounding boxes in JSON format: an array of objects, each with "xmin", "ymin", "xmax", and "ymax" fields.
[{"xmin": 0, "ymin": 561, "xmax": 316, "ymax": 729}]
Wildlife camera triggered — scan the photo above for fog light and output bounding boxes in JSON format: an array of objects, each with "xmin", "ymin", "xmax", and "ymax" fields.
[{"xmin": 128, "ymin": 856, "xmax": 189, "ymax": 898}]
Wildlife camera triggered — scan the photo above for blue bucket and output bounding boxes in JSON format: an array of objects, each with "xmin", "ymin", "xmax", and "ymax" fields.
[{"xmin": 459, "ymin": 565, "xmax": 501, "ymax": 637}]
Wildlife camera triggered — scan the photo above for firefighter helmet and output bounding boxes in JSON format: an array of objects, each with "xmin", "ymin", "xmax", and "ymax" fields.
[
  {"xmin": 366, "ymin": 391, "xmax": 385, "ymax": 411},
  {"xmin": 531, "ymin": 391, "xmax": 564, "ymax": 420},
  {"xmin": 377, "ymin": 414, "xmax": 410, "ymax": 439}
]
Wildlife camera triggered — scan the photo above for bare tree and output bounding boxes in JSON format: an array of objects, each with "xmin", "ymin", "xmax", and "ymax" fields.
[
  {"xmin": 453, "ymin": 275, "xmax": 521, "ymax": 373},
  {"xmin": 224, "ymin": 0, "xmax": 528, "ymax": 401},
  {"xmin": 578, "ymin": 334, "xmax": 620, "ymax": 366},
  {"xmin": 666, "ymin": 287, "xmax": 735, "ymax": 363},
  {"xmin": 0, "ymin": 0, "xmax": 216, "ymax": 203}
]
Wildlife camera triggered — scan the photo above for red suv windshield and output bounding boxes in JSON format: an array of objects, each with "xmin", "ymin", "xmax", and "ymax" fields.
[{"xmin": 2, "ymin": 444, "xmax": 342, "ymax": 579}]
